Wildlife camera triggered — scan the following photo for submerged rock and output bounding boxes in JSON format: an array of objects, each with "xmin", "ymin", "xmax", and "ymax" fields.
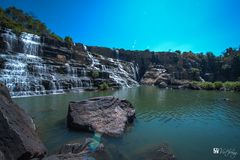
[
  {"xmin": 188, "ymin": 83, "xmax": 201, "ymax": 90},
  {"xmin": 158, "ymin": 82, "xmax": 168, "ymax": 88},
  {"xmin": 0, "ymin": 83, "xmax": 46, "ymax": 160},
  {"xmin": 67, "ymin": 96, "xmax": 135, "ymax": 136},
  {"xmin": 136, "ymin": 143, "xmax": 176, "ymax": 160},
  {"xmin": 43, "ymin": 133, "xmax": 107, "ymax": 160}
]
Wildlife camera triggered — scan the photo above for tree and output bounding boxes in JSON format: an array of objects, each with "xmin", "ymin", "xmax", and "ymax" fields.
[{"xmin": 64, "ymin": 36, "xmax": 73, "ymax": 45}]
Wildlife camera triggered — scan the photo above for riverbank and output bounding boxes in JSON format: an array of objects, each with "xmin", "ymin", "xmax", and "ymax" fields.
[
  {"xmin": 163, "ymin": 81, "xmax": 240, "ymax": 92},
  {"xmin": 189, "ymin": 81, "xmax": 240, "ymax": 91}
]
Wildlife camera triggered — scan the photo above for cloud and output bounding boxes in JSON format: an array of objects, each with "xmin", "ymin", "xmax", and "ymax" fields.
[{"xmin": 132, "ymin": 40, "xmax": 137, "ymax": 49}]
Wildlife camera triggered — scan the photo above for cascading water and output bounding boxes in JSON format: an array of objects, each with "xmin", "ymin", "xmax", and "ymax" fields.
[
  {"xmin": 20, "ymin": 32, "xmax": 41, "ymax": 56},
  {"xmin": 1, "ymin": 28, "xmax": 18, "ymax": 52},
  {"xmin": 83, "ymin": 45, "xmax": 139, "ymax": 87},
  {"xmin": 0, "ymin": 29, "xmax": 139, "ymax": 97}
]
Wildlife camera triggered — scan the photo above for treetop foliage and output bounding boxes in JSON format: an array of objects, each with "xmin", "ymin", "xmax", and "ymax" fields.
[{"xmin": 0, "ymin": 6, "xmax": 67, "ymax": 41}]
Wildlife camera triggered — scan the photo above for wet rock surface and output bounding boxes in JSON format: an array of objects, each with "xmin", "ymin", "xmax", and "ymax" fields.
[
  {"xmin": 158, "ymin": 82, "xmax": 168, "ymax": 88},
  {"xmin": 43, "ymin": 134, "xmax": 107, "ymax": 160},
  {"xmin": 67, "ymin": 96, "xmax": 135, "ymax": 136},
  {"xmin": 0, "ymin": 83, "xmax": 46, "ymax": 160}
]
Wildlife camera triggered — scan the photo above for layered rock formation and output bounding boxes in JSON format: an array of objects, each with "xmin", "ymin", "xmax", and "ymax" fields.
[
  {"xmin": 0, "ymin": 83, "xmax": 46, "ymax": 160},
  {"xmin": 0, "ymin": 27, "xmax": 139, "ymax": 97},
  {"xmin": 140, "ymin": 64, "xmax": 204, "ymax": 89},
  {"xmin": 67, "ymin": 96, "xmax": 135, "ymax": 136},
  {"xmin": 141, "ymin": 65, "xmax": 171, "ymax": 85}
]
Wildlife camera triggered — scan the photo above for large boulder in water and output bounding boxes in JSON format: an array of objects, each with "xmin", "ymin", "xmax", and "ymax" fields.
[
  {"xmin": 0, "ymin": 83, "xmax": 47, "ymax": 160},
  {"xmin": 67, "ymin": 96, "xmax": 135, "ymax": 136}
]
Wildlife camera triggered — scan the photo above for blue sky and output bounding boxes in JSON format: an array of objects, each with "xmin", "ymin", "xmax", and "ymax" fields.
[{"xmin": 1, "ymin": 0, "xmax": 240, "ymax": 55}]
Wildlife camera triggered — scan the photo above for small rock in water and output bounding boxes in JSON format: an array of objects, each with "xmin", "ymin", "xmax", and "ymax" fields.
[
  {"xmin": 67, "ymin": 96, "xmax": 135, "ymax": 136},
  {"xmin": 223, "ymin": 98, "xmax": 230, "ymax": 101},
  {"xmin": 158, "ymin": 82, "xmax": 168, "ymax": 88},
  {"xmin": 43, "ymin": 133, "xmax": 105, "ymax": 160},
  {"xmin": 136, "ymin": 143, "xmax": 176, "ymax": 160}
]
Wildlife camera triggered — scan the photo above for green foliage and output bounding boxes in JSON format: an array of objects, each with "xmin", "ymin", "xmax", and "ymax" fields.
[
  {"xmin": 213, "ymin": 81, "xmax": 223, "ymax": 90},
  {"xmin": 191, "ymin": 81, "xmax": 199, "ymax": 86},
  {"xmin": 50, "ymin": 32, "xmax": 63, "ymax": 41},
  {"xmin": 233, "ymin": 82, "xmax": 240, "ymax": 91},
  {"xmin": 0, "ymin": 6, "xmax": 64, "ymax": 41},
  {"xmin": 224, "ymin": 81, "xmax": 235, "ymax": 90},
  {"xmin": 190, "ymin": 68, "xmax": 200, "ymax": 77},
  {"xmin": 175, "ymin": 50, "xmax": 181, "ymax": 54},
  {"xmin": 91, "ymin": 71, "xmax": 99, "ymax": 79},
  {"xmin": 192, "ymin": 81, "xmax": 240, "ymax": 91},
  {"xmin": 64, "ymin": 36, "xmax": 73, "ymax": 44},
  {"xmin": 224, "ymin": 81, "xmax": 240, "ymax": 91},
  {"xmin": 199, "ymin": 82, "xmax": 214, "ymax": 90},
  {"xmin": 98, "ymin": 82, "xmax": 109, "ymax": 90}
]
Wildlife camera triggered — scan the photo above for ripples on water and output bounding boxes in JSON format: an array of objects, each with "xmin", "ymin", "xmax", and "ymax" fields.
[
  {"xmin": 14, "ymin": 86, "xmax": 240, "ymax": 160},
  {"xmin": 135, "ymin": 88, "xmax": 240, "ymax": 127}
]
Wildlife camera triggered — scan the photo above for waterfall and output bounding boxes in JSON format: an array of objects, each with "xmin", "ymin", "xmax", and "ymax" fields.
[
  {"xmin": 0, "ymin": 30, "xmax": 139, "ymax": 97},
  {"xmin": 0, "ymin": 52, "xmax": 94, "ymax": 97},
  {"xmin": 1, "ymin": 28, "xmax": 18, "ymax": 52},
  {"xmin": 115, "ymin": 49, "xmax": 119, "ymax": 59},
  {"xmin": 0, "ymin": 53, "xmax": 46, "ymax": 96},
  {"xmin": 82, "ymin": 46, "xmax": 139, "ymax": 87},
  {"xmin": 83, "ymin": 45, "xmax": 101, "ymax": 69},
  {"xmin": 1, "ymin": 29, "xmax": 41, "ymax": 55},
  {"xmin": 20, "ymin": 32, "xmax": 41, "ymax": 56}
]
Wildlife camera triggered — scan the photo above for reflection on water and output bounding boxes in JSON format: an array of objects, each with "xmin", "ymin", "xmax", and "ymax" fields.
[{"xmin": 14, "ymin": 86, "xmax": 240, "ymax": 160}]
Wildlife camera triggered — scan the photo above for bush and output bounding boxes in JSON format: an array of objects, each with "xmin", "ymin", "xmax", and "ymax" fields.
[
  {"xmin": 98, "ymin": 82, "xmax": 109, "ymax": 90},
  {"xmin": 223, "ymin": 81, "xmax": 240, "ymax": 91},
  {"xmin": 213, "ymin": 81, "xmax": 223, "ymax": 90},
  {"xmin": 224, "ymin": 81, "xmax": 235, "ymax": 90},
  {"xmin": 91, "ymin": 71, "xmax": 99, "ymax": 79},
  {"xmin": 50, "ymin": 32, "xmax": 63, "ymax": 41},
  {"xmin": 190, "ymin": 81, "xmax": 240, "ymax": 91},
  {"xmin": 190, "ymin": 68, "xmax": 200, "ymax": 74},
  {"xmin": 199, "ymin": 82, "xmax": 214, "ymax": 90},
  {"xmin": 234, "ymin": 82, "xmax": 240, "ymax": 91}
]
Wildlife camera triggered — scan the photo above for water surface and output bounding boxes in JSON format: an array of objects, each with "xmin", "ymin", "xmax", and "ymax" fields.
[{"xmin": 14, "ymin": 86, "xmax": 240, "ymax": 160}]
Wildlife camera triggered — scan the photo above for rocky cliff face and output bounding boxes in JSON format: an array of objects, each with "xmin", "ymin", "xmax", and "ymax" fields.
[
  {"xmin": 0, "ymin": 83, "xmax": 46, "ymax": 159},
  {"xmin": 87, "ymin": 47, "xmax": 203, "ymax": 82},
  {"xmin": 0, "ymin": 28, "xmax": 139, "ymax": 97}
]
